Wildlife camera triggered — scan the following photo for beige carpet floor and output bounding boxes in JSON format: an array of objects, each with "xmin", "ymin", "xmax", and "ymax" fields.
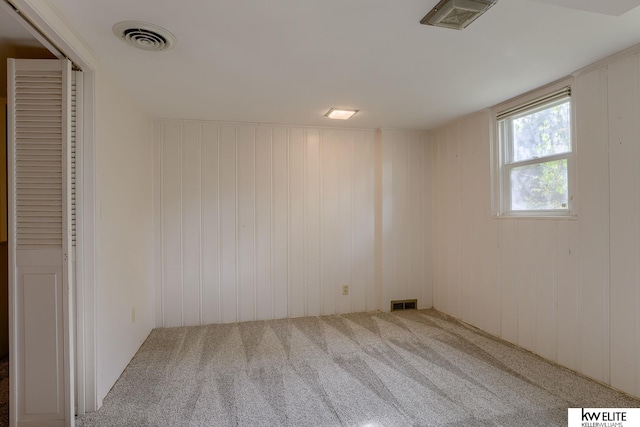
[{"xmin": 77, "ymin": 309, "xmax": 640, "ymax": 426}]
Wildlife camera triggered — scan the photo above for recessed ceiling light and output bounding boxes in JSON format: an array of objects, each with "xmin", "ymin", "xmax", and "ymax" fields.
[
  {"xmin": 421, "ymin": 0, "xmax": 497, "ymax": 30},
  {"xmin": 325, "ymin": 108, "xmax": 358, "ymax": 120}
]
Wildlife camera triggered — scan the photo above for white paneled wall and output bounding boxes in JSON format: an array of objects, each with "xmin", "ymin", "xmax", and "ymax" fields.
[
  {"xmin": 154, "ymin": 122, "xmax": 432, "ymax": 327},
  {"xmin": 432, "ymin": 111, "xmax": 501, "ymax": 336},
  {"xmin": 432, "ymin": 52, "xmax": 640, "ymax": 398},
  {"xmin": 380, "ymin": 130, "xmax": 433, "ymax": 310},
  {"xmin": 607, "ymin": 54, "xmax": 640, "ymax": 396},
  {"xmin": 574, "ymin": 67, "xmax": 610, "ymax": 384}
]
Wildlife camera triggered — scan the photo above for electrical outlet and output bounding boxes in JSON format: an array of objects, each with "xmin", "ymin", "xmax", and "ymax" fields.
[
  {"xmin": 131, "ymin": 307, "xmax": 136, "ymax": 323},
  {"xmin": 342, "ymin": 285, "xmax": 349, "ymax": 296}
]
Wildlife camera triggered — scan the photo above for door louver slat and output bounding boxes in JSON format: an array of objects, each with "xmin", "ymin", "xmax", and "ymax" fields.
[
  {"xmin": 13, "ymin": 70, "xmax": 78, "ymax": 248},
  {"xmin": 14, "ymin": 71, "xmax": 63, "ymax": 249},
  {"xmin": 71, "ymin": 72, "xmax": 77, "ymax": 245}
]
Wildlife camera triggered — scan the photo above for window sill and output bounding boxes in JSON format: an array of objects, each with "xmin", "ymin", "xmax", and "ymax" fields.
[{"xmin": 492, "ymin": 213, "xmax": 578, "ymax": 220}]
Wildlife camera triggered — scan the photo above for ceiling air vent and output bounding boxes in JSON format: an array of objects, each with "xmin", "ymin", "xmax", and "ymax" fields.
[
  {"xmin": 113, "ymin": 21, "xmax": 176, "ymax": 51},
  {"xmin": 421, "ymin": 0, "xmax": 497, "ymax": 30}
]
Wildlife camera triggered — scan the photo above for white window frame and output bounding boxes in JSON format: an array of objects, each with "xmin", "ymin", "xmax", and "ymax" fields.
[{"xmin": 492, "ymin": 79, "xmax": 577, "ymax": 218}]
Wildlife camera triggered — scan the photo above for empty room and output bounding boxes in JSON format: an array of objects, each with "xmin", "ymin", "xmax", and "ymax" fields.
[{"xmin": 3, "ymin": 0, "xmax": 640, "ymax": 426}]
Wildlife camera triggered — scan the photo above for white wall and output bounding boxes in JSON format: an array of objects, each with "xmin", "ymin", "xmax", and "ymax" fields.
[
  {"xmin": 432, "ymin": 51, "xmax": 640, "ymax": 399},
  {"xmin": 380, "ymin": 130, "xmax": 433, "ymax": 310},
  {"xmin": 153, "ymin": 122, "xmax": 433, "ymax": 326},
  {"xmin": 432, "ymin": 110, "xmax": 502, "ymax": 337},
  {"xmin": 95, "ymin": 70, "xmax": 154, "ymax": 403},
  {"xmin": 606, "ymin": 54, "xmax": 640, "ymax": 397}
]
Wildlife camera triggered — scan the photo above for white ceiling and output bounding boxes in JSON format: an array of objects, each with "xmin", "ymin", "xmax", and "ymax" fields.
[
  {"xmin": 46, "ymin": 0, "xmax": 640, "ymax": 130},
  {"xmin": 530, "ymin": 0, "xmax": 640, "ymax": 16}
]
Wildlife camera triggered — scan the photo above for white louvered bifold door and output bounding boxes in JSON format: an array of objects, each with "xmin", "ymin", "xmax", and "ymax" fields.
[{"xmin": 8, "ymin": 58, "xmax": 75, "ymax": 427}]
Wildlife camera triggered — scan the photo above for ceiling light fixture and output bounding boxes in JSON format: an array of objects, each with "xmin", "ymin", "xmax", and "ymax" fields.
[
  {"xmin": 113, "ymin": 21, "xmax": 176, "ymax": 51},
  {"xmin": 421, "ymin": 0, "xmax": 497, "ymax": 30},
  {"xmin": 325, "ymin": 108, "xmax": 358, "ymax": 120}
]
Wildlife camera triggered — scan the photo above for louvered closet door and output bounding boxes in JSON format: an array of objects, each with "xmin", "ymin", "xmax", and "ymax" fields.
[{"xmin": 8, "ymin": 59, "xmax": 74, "ymax": 427}]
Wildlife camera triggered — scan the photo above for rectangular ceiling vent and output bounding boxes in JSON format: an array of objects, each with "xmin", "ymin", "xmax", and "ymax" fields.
[
  {"xmin": 391, "ymin": 299, "xmax": 417, "ymax": 311},
  {"xmin": 421, "ymin": 0, "xmax": 497, "ymax": 30}
]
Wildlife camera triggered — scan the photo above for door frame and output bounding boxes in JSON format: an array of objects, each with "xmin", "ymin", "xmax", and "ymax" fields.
[{"xmin": 5, "ymin": 0, "xmax": 98, "ymax": 417}]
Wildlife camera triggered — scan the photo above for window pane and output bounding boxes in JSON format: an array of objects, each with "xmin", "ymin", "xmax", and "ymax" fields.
[
  {"xmin": 511, "ymin": 100, "xmax": 571, "ymax": 162},
  {"xmin": 510, "ymin": 159, "xmax": 568, "ymax": 210}
]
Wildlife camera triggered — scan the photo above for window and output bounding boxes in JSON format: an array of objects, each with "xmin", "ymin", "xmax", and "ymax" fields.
[{"xmin": 495, "ymin": 86, "xmax": 574, "ymax": 216}]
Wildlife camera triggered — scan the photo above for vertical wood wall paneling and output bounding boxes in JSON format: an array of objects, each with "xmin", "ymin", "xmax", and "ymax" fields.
[
  {"xmin": 161, "ymin": 122, "xmax": 183, "ymax": 327},
  {"xmin": 422, "ymin": 134, "xmax": 434, "ymax": 310},
  {"xmin": 321, "ymin": 130, "xmax": 339, "ymax": 315},
  {"xmin": 607, "ymin": 54, "xmax": 640, "ymax": 396},
  {"xmin": 156, "ymin": 122, "xmax": 424, "ymax": 325},
  {"xmin": 305, "ymin": 130, "xmax": 321, "ymax": 317},
  {"xmin": 499, "ymin": 219, "xmax": 518, "ymax": 344},
  {"xmin": 350, "ymin": 132, "xmax": 365, "ymax": 313},
  {"xmin": 446, "ymin": 127, "xmax": 462, "ymax": 318},
  {"xmin": 182, "ymin": 124, "xmax": 202, "ymax": 326},
  {"xmin": 237, "ymin": 126, "xmax": 256, "ymax": 322},
  {"xmin": 380, "ymin": 131, "xmax": 395, "ymax": 310},
  {"xmin": 379, "ymin": 130, "xmax": 433, "ymax": 311},
  {"xmin": 459, "ymin": 120, "xmax": 474, "ymax": 324},
  {"xmin": 515, "ymin": 221, "xmax": 535, "ymax": 352},
  {"xmin": 475, "ymin": 112, "xmax": 500, "ymax": 335},
  {"xmin": 201, "ymin": 124, "xmax": 221, "ymax": 324},
  {"xmin": 464, "ymin": 116, "xmax": 482, "ymax": 327},
  {"xmin": 432, "ymin": 133, "xmax": 445, "ymax": 311},
  {"xmin": 272, "ymin": 127, "xmax": 289, "ymax": 319},
  {"xmin": 368, "ymin": 134, "xmax": 377, "ymax": 312},
  {"xmin": 255, "ymin": 127, "xmax": 273, "ymax": 321},
  {"xmin": 534, "ymin": 221, "xmax": 557, "ymax": 362},
  {"xmin": 351, "ymin": 131, "xmax": 370, "ymax": 313},
  {"xmin": 468, "ymin": 113, "xmax": 486, "ymax": 331},
  {"xmin": 338, "ymin": 132, "xmax": 353, "ymax": 314},
  {"xmin": 219, "ymin": 125, "xmax": 238, "ymax": 323},
  {"xmin": 373, "ymin": 130, "xmax": 383, "ymax": 313},
  {"xmin": 288, "ymin": 129, "xmax": 305, "ymax": 318},
  {"xmin": 408, "ymin": 132, "xmax": 425, "ymax": 306},
  {"xmin": 394, "ymin": 132, "xmax": 410, "ymax": 302},
  {"xmin": 575, "ymin": 68, "xmax": 610, "ymax": 384},
  {"xmin": 483, "ymin": 227, "xmax": 500, "ymax": 336},
  {"xmin": 153, "ymin": 122, "xmax": 163, "ymax": 326},
  {"xmin": 555, "ymin": 219, "xmax": 579, "ymax": 371}
]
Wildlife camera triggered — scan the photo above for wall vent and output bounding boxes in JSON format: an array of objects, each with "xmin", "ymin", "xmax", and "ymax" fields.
[{"xmin": 390, "ymin": 299, "xmax": 417, "ymax": 311}]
